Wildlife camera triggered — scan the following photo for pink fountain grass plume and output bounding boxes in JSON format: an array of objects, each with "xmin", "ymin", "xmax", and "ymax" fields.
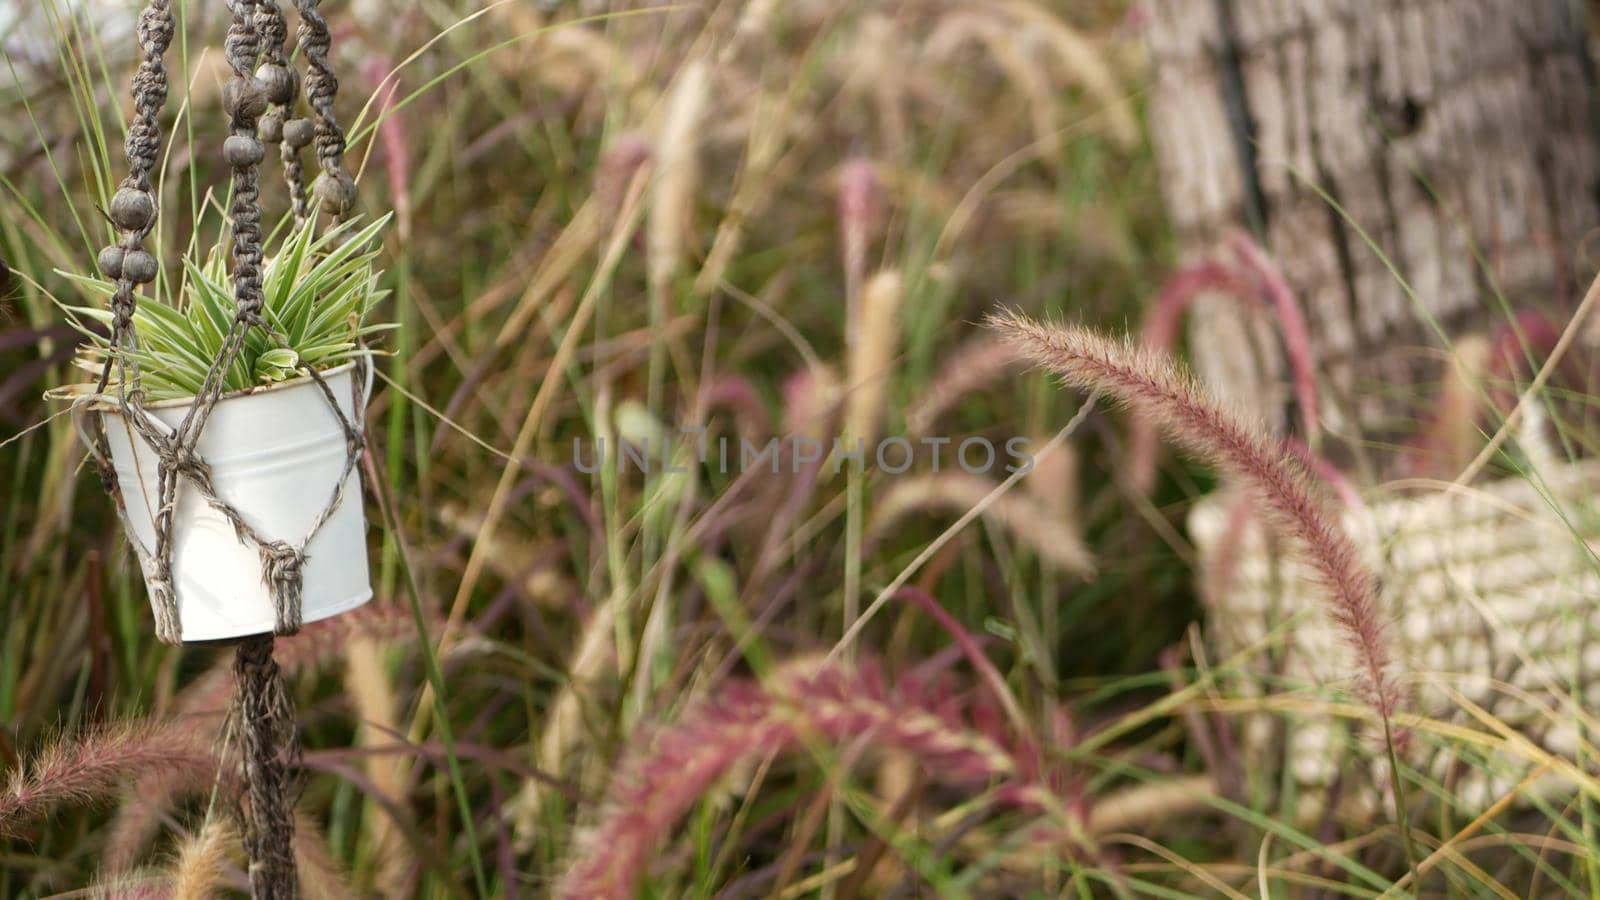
[
  {"xmin": 989, "ymin": 310, "xmax": 1403, "ymax": 722},
  {"xmin": 904, "ymin": 335, "xmax": 1022, "ymax": 435},
  {"xmin": 1130, "ymin": 234, "xmax": 1322, "ymax": 495},
  {"xmin": 558, "ymin": 681, "xmax": 788, "ymax": 899},
  {"xmin": 1225, "ymin": 230, "xmax": 1320, "ymax": 444},
  {"xmin": 597, "ymin": 130, "xmax": 653, "ymax": 219},
  {"xmin": 364, "ymin": 57, "xmax": 412, "ymax": 240},
  {"xmin": 1284, "ymin": 435, "xmax": 1362, "ymax": 511},
  {"xmin": 838, "ymin": 156, "xmax": 884, "ymax": 347},
  {"xmin": 0, "ymin": 720, "xmax": 216, "ymax": 836},
  {"xmin": 1130, "ymin": 260, "xmax": 1253, "ymax": 493},
  {"xmin": 556, "ymin": 657, "xmax": 1074, "ymax": 899},
  {"xmin": 702, "ymin": 374, "xmax": 770, "ymax": 439}
]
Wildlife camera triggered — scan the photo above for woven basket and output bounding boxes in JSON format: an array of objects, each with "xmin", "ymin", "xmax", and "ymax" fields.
[{"xmin": 1190, "ymin": 455, "xmax": 1600, "ymax": 815}]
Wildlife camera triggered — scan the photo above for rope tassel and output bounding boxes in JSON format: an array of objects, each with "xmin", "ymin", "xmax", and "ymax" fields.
[{"xmin": 234, "ymin": 635, "xmax": 301, "ymax": 899}]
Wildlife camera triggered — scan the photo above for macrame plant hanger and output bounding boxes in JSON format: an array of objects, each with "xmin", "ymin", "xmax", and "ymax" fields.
[{"xmin": 91, "ymin": 1, "xmax": 361, "ymax": 896}]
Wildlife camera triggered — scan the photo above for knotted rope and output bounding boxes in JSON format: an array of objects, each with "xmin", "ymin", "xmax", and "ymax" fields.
[
  {"xmin": 234, "ymin": 633, "xmax": 302, "ymax": 897},
  {"xmin": 89, "ymin": 0, "xmax": 366, "ymax": 894},
  {"xmin": 252, "ymin": 1, "xmax": 309, "ymax": 221},
  {"xmin": 292, "ymin": 0, "xmax": 356, "ymax": 219}
]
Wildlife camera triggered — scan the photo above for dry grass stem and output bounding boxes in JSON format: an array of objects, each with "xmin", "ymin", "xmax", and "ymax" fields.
[
  {"xmin": 649, "ymin": 58, "xmax": 709, "ymax": 303},
  {"xmin": 845, "ymin": 270, "xmax": 903, "ymax": 444}
]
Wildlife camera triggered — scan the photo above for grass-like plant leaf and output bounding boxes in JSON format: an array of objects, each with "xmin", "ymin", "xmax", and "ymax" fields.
[{"xmin": 54, "ymin": 212, "xmax": 392, "ymax": 402}]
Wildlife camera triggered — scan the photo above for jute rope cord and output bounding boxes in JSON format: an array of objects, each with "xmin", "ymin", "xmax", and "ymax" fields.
[
  {"xmin": 253, "ymin": 1, "xmax": 309, "ymax": 222},
  {"xmin": 86, "ymin": 1, "xmax": 365, "ymax": 895}
]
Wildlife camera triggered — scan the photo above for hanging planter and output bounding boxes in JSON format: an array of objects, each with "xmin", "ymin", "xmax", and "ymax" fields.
[
  {"xmin": 98, "ymin": 359, "xmax": 373, "ymax": 641},
  {"xmin": 54, "ymin": 0, "xmax": 380, "ymax": 888},
  {"xmin": 58, "ymin": 213, "xmax": 393, "ymax": 642}
]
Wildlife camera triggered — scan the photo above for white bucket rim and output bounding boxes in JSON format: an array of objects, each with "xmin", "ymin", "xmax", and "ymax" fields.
[{"xmin": 93, "ymin": 357, "xmax": 366, "ymax": 416}]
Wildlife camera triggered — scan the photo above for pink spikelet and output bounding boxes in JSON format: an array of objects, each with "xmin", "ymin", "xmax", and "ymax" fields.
[
  {"xmin": 1225, "ymin": 230, "xmax": 1320, "ymax": 444},
  {"xmin": 1284, "ymin": 435, "xmax": 1362, "ymax": 511},
  {"xmin": 558, "ymin": 682, "xmax": 790, "ymax": 899},
  {"xmin": 556, "ymin": 658, "xmax": 1067, "ymax": 899},
  {"xmin": 0, "ymin": 721, "xmax": 215, "ymax": 835},
  {"xmin": 838, "ymin": 158, "xmax": 882, "ymax": 280},
  {"xmin": 838, "ymin": 156, "xmax": 884, "ymax": 346},
  {"xmin": 989, "ymin": 311, "xmax": 1403, "ymax": 722},
  {"xmin": 1131, "ymin": 235, "xmax": 1321, "ymax": 494},
  {"xmin": 364, "ymin": 58, "xmax": 413, "ymax": 240},
  {"xmin": 597, "ymin": 131, "xmax": 653, "ymax": 218},
  {"xmin": 1131, "ymin": 260, "xmax": 1251, "ymax": 493}
]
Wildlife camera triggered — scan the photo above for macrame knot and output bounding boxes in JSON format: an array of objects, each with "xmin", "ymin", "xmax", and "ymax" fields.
[
  {"xmin": 155, "ymin": 438, "xmax": 202, "ymax": 477},
  {"xmin": 259, "ymin": 540, "xmax": 304, "ymax": 635},
  {"xmin": 110, "ymin": 284, "xmax": 140, "ymax": 327},
  {"xmin": 136, "ymin": 5, "xmax": 174, "ymax": 55},
  {"xmin": 154, "ymin": 438, "xmax": 223, "ymax": 506}
]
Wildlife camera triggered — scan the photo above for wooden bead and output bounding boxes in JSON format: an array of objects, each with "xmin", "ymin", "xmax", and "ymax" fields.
[
  {"xmin": 121, "ymin": 250, "xmax": 158, "ymax": 284},
  {"xmin": 223, "ymin": 77, "xmax": 268, "ymax": 119},
  {"xmin": 109, "ymin": 187, "xmax": 155, "ymax": 231},
  {"xmin": 223, "ymin": 134, "xmax": 266, "ymax": 168},
  {"xmin": 313, "ymin": 171, "xmax": 358, "ymax": 214},
  {"xmin": 97, "ymin": 246, "xmax": 125, "ymax": 279},
  {"xmin": 254, "ymin": 63, "xmax": 297, "ymax": 105},
  {"xmin": 258, "ymin": 113, "xmax": 284, "ymax": 144},
  {"xmin": 282, "ymin": 118, "xmax": 314, "ymax": 150}
]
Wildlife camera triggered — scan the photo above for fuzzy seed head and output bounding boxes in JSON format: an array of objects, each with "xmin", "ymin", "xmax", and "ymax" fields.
[{"xmin": 989, "ymin": 310, "xmax": 1403, "ymax": 721}]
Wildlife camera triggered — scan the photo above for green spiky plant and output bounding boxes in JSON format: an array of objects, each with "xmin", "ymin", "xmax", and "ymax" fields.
[{"xmin": 54, "ymin": 212, "xmax": 393, "ymax": 403}]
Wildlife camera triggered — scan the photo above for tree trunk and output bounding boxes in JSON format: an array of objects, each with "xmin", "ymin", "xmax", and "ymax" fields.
[{"xmin": 1144, "ymin": 0, "xmax": 1600, "ymax": 469}]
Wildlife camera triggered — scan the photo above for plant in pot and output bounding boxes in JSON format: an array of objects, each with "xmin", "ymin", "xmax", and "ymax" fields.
[{"xmin": 53, "ymin": 211, "xmax": 394, "ymax": 642}]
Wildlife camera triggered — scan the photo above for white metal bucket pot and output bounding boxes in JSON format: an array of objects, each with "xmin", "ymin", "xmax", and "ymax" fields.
[{"xmin": 99, "ymin": 360, "xmax": 374, "ymax": 642}]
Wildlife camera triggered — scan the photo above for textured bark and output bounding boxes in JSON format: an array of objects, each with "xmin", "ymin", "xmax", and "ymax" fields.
[{"xmin": 1145, "ymin": 0, "xmax": 1600, "ymax": 461}]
